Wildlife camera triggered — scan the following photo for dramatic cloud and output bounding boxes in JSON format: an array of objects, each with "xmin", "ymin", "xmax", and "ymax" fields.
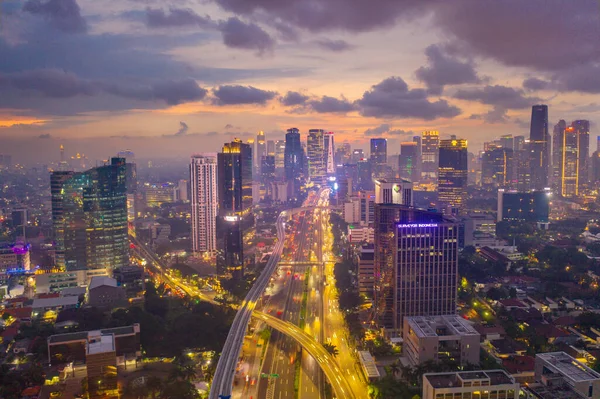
[
  {"xmin": 316, "ymin": 39, "xmax": 354, "ymax": 52},
  {"xmin": 23, "ymin": 0, "xmax": 87, "ymax": 33},
  {"xmin": 218, "ymin": 17, "xmax": 275, "ymax": 53},
  {"xmin": 415, "ymin": 44, "xmax": 481, "ymax": 95},
  {"xmin": 356, "ymin": 77, "xmax": 461, "ymax": 120},
  {"xmin": 103, "ymin": 78, "xmax": 208, "ymax": 105},
  {"xmin": 0, "ymin": 69, "xmax": 97, "ymax": 98},
  {"xmin": 552, "ymin": 64, "xmax": 600, "ymax": 94},
  {"xmin": 454, "ymin": 85, "xmax": 538, "ymax": 109},
  {"xmin": 280, "ymin": 91, "xmax": 309, "ymax": 106},
  {"xmin": 432, "ymin": 1, "xmax": 600, "ymax": 71},
  {"xmin": 0, "ymin": 70, "xmax": 207, "ymax": 106},
  {"xmin": 174, "ymin": 121, "xmax": 189, "ymax": 136},
  {"xmin": 523, "ymin": 77, "xmax": 550, "ymax": 91},
  {"xmin": 145, "ymin": 7, "xmax": 213, "ymax": 28},
  {"xmin": 308, "ymin": 96, "xmax": 355, "ymax": 113},
  {"xmin": 212, "ymin": 85, "xmax": 277, "ymax": 105},
  {"xmin": 38, "ymin": 133, "xmax": 53, "ymax": 139},
  {"xmin": 469, "ymin": 106, "xmax": 509, "ymax": 124}
]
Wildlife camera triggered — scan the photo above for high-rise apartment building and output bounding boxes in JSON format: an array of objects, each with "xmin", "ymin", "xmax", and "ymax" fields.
[
  {"xmin": 190, "ymin": 154, "xmax": 218, "ymax": 254},
  {"xmin": 307, "ymin": 129, "xmax": 325, "ymax": 183},
  {"xmin": 284, "ymin": 128, "xmax": 303, "ymax": 197},
  {"xmin": 51, "ymin": 158, "xmax": 128, "ymax": 272},
  {"xmin": 217, "ymin": 139, "xmax": 253, "ymax": 277},
  {"xmin": 370, "ymin": 138, "xmax": 387, "ymax": 176},
  {"xmin": 421, "ymin": 131, "xmax": 439, "ymax": 181},
  {"xmin": 438, "ymin": 137, "xmax": 468, "ymax": 215},
  {"xmin": 529, "ymin": 105, "xmax": 550, "ymax": 190},
  {"xmin": 399, "ymin": 142, "xmax": 419, "ymax": 182},
  {"xmin": 324, "ymin": 132, "xmax": 335, "ymax": 174}
]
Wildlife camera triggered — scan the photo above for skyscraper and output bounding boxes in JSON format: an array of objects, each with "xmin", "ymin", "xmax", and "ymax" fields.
[
  {"xmin": 559, "ymin": 126, "xmax": 580, "ymax": 197},
  {"xmin": 572, "ymin": 120, "xmax": 590, "ymax": 189},
  {"xmin": 51, "ymin": 158, "xmax": 128, "ymax": 271},
  {"xmin": 335, "ymin": 142, "xmax": 352, "ymax": 166},
  {"xmin": 255, "ymin": 131, "xmax": 266, "ymax": 173},
  {"xmin": 284, "ymin": 128, "xmax": 303, "ymax": 196},
  {"xmin": 529, "ymin": 105, "xmax": 550, "ymax": 190},
  {"xmin": 500, "ymin": 135, "xmax": 514, "ymax": 151},
  {"xmin": 421, "ymin": 131, "xmax": 439, "ymax": 181},
  {"xmin": 266, "ymin": 140, "xmax": 275, "ymax": 156},
  {"xmin": 438, "ymin": 137, "xmax": 468, "ymax": 215},
  {"xmin": 275, "ymin": 140, "xmax": 286, "ymax": 171},
  {"xmin": 412, "ymin": 135, "xmax": 422, "ymax": 181},
  {"xmin": 370, "ymin": 138, "xmax": 387, "ymax": 176},
  {"xmin": 481, "ymin": 147, "xmax": 513, "ymax": 190},
  {"xmin": 307, "ymin": 129, "xmax": 325, "ymax": 183},
  {"xmin": 324, "ymin": 131, "xmax": 335, "ymax": 175},
  {"xmin": 373, "ymin": 205, "xmax": 453, "ymax": 330},
  {"xmin": 117, "ymin": 150, "xmax": 138, "ymax": 222},
  {"xmin": 217, "ymin": 139, "xmax": 253, "ymax": 277},
  {"xmin": 552, "ymin": 120, "xmax": 567, "ymax": 189},
  {"xmin": 190, "ymin": 154, "xmax": 218, "ymax": 254},
  {"xmin": 399, "ymin": 142, "xmax": 419, "ymax": 182},
  {"xmin": 352, "ymin": 149, "xmax": 365, "ymax": 164}
]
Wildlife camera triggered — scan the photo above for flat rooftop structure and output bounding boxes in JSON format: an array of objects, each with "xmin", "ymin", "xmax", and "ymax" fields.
[
  {"xmin": 425, "ymin": 370, "xmax": 515, "ymax": 389},
  {"xmin": 358, "ymin": 351, "xmax": 380, "ymax": 379},
  {"xmin": 537, "ymin": 352, "xmax": 600, "ymax": 382},
  {"xmin": 32, "ymin": 296, "xmax": 79, "ymax": 309},
  {"xmin": 87, "ymin": 334, "xmax": 115, "ymax": 355},
  {"xmin": 48, "ymin": 324, "xmax": 139, "ymax": 344},
  {"xmin": 407, "ymin": 315, "xmax": 479, "ymax": 338},
  {"xmin": 523, "ymin": 382, "xmax": 586, "ymax": 399}
]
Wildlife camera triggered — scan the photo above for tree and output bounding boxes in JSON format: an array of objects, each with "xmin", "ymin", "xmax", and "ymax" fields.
[
  {"xmin": 389, "ymin": 362, "xmax": 400, "ymax": 377},
  {"xmin": 323, "ymin": 343, "xmax": 339, "ymax": 358}
]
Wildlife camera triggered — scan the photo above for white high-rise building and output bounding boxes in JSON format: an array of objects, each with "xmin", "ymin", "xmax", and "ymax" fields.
[
  {"xmin": 190, "ymin": 154, "xmax": 218, "ymax": 254},
  {"xmin": 256, "ymin": 131, "xmax": 266, "ymax": 170},
  {"xmin": 324, "ymin": 132, "xmax": 335, "ymax": 174}
]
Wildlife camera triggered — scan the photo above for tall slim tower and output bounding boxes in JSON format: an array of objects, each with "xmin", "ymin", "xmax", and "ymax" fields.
[
  {"xmin": 572, "ymin": 120, "xmax": 590, "ymax": 190},
  {"xmin": 117, "ymin": 150, "xmax": 138, "ymax": 222},
  {"xmin": 284, "ymin": 128, "xmax": 303, "ymax": 196},
  {"xmin": 552, "ymin": 120, "xmax": 567, "ymax": 189},
  {"xmin": 421, "ymin": 131, "xmax": 439, "ymax": 181},
  {"xmin": 438, "ymin": 136, "xmax": 468, "ymax": 215},
  {"xmin": 51, "ymin": 158, "xmax": 128, "ymax": 271},
  {"xmin": 255, "ymin": 131, "xmax": 266, "ymax": 172},
  {"xmin": 399, "ymin": 142, "xmax": 419, "ymax": 182},
  {"xmin": 217, "ymin": 139, "xmax": 253, "ymax": 278},
  {"xmin": 529, "ymin": 104, "xmax": 550, "ymax": 190},
  {"xmin": 190, "ymin": 154, "xmax": 218, "ymax": 254},
  {"xmin": 324, "ymin": 132, "xmax": 335, "ymax": 175},
  {"xmin": 307, "ymin": 129, "xmax": 325, "ymax": 183},
  {"xmin": 559, "ymin": 126, "xmax": 580, "ymax": 197},
  {"xmin": 266, "ymin": 140, "xmax": 275, "ymax": 156}
]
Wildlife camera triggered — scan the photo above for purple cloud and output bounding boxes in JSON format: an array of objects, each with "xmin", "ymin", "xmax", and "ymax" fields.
[
  {"xmin": 145, "ymin": 7, "xmax": 214, "ymax": 28},
  {"xmin": 23, "ymin": 0, "xmax": 87, "ymax": 33},
  {"xmin": 212, "ymin": 85, "xmax": 278, "ymax": 105},
  {"xmin": 218, "ymin": 17, "xmax": 275, "ymax": 54},
  {"xmin": 280, "ymin": 91, "xmax": 309, "ymax": 106},
  {"xmin": 454, "ymin": 85, "xmax": 539, "ymax": 109},
  {"xmin": 356, "ymin": 76, "xmax": 461, "ymax": 120},
  {"xmin": 308, "ymin": 96, "xmax": 355, "ymax": 113},
  {"xmin": 316, "ymin": 39, "xmax": 354, "ymax": 52}
]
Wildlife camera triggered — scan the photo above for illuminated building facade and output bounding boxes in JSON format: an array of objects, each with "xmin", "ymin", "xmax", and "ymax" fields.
[
  {"xmin": 572, "ymin": 120, "xmax": 590, "ymax": 190},
  {"xmin": 529, "ymin": 104, "xmax": 550, "ymax": 190},
  {"xmin": 275, "ymin": 140, "xmax": 286, "ymax": 172},
  {"xmin": 217, "ymin": 139, "xmax": 253, "ymax": 277},
  {"xmin": 255, "ymin": 131, "xmax": 265, "ymax": 173},
  {"xmin": 352, "ymin": 149, "xmax": 365, "ymax": 164},
  {"xmin": 552, "ymin": 120, "xmax": 567, "ymax": 189},
  {"xmin": 438, "ymin": 137, "xmax": 468, "ymax": 215},
  {"xmin": 335, "ymin": 142, "xmax": 352, "ymax": 166},
  {"xmin": 307, "ymin": 129, "xmax": 325, "ymax": 183},
  {"xmin": 421, "ymin": 131, "xmax": 439, "ymax": 181},
  {"xmin": 52, "ymin": 158, "xmax": 128, "ymax": 272},
  {"xmin": 481, "ymin": 147, "xmax": 513, "ymax": 190},
  {"xmin": 373, "ymin": 205, "xmax": 452, "ymax": 331},
  {"xmin": 190, "ymin": 154, "xmax": 218, "ymax": 254},
  {"xmin": 497, "ymin": 189, "xmax": 550, "ymax": 224},
  {"xmin": 51, "ymin": 171, "xmax": 75, "ymax": 269}
]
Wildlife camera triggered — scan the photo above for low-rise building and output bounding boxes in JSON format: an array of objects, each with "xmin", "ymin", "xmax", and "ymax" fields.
[
  {"xmin": 86, "ymin": 277, "xmax": 126, "ymax": 309},
  {"xmin": 422, "ymin": 370, "xmax": 519, "ymax": 399},
  {"xmin": 31, "ymin": 296, "xmax": 79, "ymax": 318},
  {"xmin": 529, "ymin": 352, "xmax": 600, "ymax": 399},
  {"xmin": 358, "ymin": 351, "xmax": 380, "ymax": 381},
  {"xmin": 403, "ymin": 315, "xmax": 480, "ymax": 366},
  {"xmin": 35, "ymin": 269, "xmax": 109, "ymax": 294}
]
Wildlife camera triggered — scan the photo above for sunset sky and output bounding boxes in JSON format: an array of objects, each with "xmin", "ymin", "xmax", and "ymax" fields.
[{"xmin": 1, "ymin": 0, "xmax": 600, "ymax": 164}]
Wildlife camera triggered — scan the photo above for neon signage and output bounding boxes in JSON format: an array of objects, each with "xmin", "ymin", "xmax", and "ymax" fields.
[{"xmin": 397, "ymin": 223, "xmax": 438, "ymax": 228}]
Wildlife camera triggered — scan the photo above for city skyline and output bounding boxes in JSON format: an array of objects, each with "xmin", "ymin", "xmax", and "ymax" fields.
[{"xmin": 1, "ymin": 1, "xmax": 600, "ymax": 163}]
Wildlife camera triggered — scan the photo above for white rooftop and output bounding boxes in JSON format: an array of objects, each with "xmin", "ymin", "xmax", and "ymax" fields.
[
  {"xmin": 358, "ymin": 351, "xmax": 380, "ymax": 378},
  {"xmin": 89, "ymin": 276, "xmax": 118, "ymax": 290},
  {"xmin": 537, "ymin": 352, "xmax": 600, "ymax": 382},
  {"xmin": 87, "ymin": 334, "xmax": 115, "ymax": 355},
  {"xmin": 407, "ymin": 315, "xmax": 479, "ymax": 338}
]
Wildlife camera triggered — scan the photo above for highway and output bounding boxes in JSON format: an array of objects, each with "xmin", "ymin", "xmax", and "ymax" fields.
[{"xmin": 129, "ymin": 190, "xmax": 366, "ymax": 399}]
